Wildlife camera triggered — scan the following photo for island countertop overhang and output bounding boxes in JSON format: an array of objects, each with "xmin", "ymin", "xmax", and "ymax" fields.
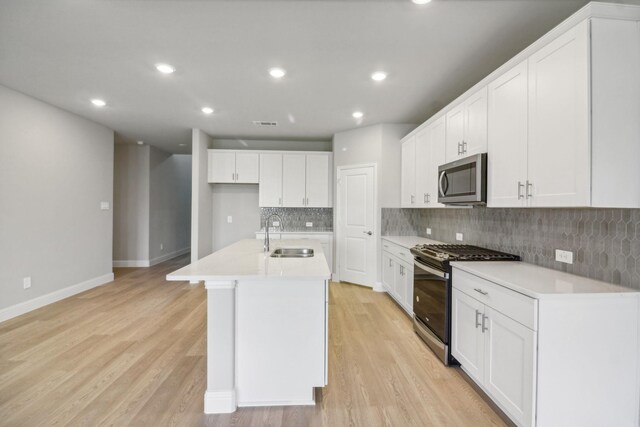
[{"xmin": 166, "ymin": 239, "xmax": 332, "ymax": 282}]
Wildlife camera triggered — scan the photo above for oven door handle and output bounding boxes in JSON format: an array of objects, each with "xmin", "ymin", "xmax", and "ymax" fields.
[{"xmin": 413, "ymin": 259, "xmax": 447, "ymax": 278}]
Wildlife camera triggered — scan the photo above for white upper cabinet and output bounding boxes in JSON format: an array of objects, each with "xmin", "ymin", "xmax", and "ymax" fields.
[
  {"xmin": 414, "ymin": 129, "xmax": 430, "ymax": 208},
  {"xmin": 260, "ymin": 152, "xmax": 332, "ymax": 208},
  {"xmin": 427, "ymin": 116, "xmax": 447, "ymax": 208},
  {"xmin": 305, "ymin": 153, "xmax": 331, "ymax": 208},
  {"xmin": 446, "ymin": 86, "xmax": 488, "ymax": 162},
  {"xmin": 208, "ymin": 150, "xmax": 259, "ymax": 184},
  {"xmin": 400, "ymin": 137, "xmax": 416, "ymax": 207},
  {"xmin": 527, "ymin": 20, "xmax": 590, "ymax": 207},
  {"xmin": 487, "ymin": 60, "xmax": 529, "ymax": 207},
  {"xmin": 401, "ymin": 117, "xmax": 447, "ymax": 209},
  {"xmin": 259, "ymin": 153, "xmax": 283, "ymax": 207},
  {"xmin": 487, "ymin": 16, "xmax": 640, "ymax": 208},
  {"xmin": 235, "ymin": 152, "xmax": 260, "ymax": 183},
  {"xmin": 282, "ymin": 154, "xmax": 307, "ymax": 207},
  {"xmin": 208, "ymin": 151, "xmax": 237, "ymax": 183}
]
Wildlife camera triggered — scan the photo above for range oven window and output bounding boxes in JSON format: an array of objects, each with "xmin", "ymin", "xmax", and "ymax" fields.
[{"xmin": 413, "ymin": 260, "xmax": 448, "ymax": 344}]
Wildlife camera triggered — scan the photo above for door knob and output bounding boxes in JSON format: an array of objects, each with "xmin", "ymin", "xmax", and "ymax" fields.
[{"xmin": 363, "ymin": 231, "xmax": 373, "ymax": 236}]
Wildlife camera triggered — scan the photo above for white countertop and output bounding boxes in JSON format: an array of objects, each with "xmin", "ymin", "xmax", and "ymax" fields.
[
  {"xmin": 381, "ymin": 235, "xmax": 444, "ymax": 249},
  {"xmin": 452, "ymin": 261, "xmax": 640, "ymax": 299},
  {"xmin": 167, "ymin": 239, "xmax": 331, "ymax": 282}
]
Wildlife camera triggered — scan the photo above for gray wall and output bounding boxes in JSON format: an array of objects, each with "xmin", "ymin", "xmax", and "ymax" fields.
[
  {"xmin": 113, "ymin": 143, "xmax": 150, "ymax": 262},
  {"xmin": 212, "ymin": 184, "xmax": 261, "ymax": 251},
  {"xmin": 149, "ymin": 147, "xmax": 192, "ymax": 261},
  {"xmin": 382, "ymin": 207, "xmax": 640, "ymax": 290},
  {"xmin": 192, "ymin": 129, "xmax": 214, "ymax": 261},
  {"xmin": 212, "ymin": 138, "xmax": 331, "ymax": 152},
  {"xmin": 0, "ymin": 84, "xmax": 114, "ymax": 311}
]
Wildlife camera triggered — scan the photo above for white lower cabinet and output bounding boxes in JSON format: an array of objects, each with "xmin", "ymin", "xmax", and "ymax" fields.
[
  {"xmin": 381, "ymin": 239, "xmax": 413, "ymax": 315},
  {"xmin": 452, "ymin": 265, "xmax": 640, "ymax": 427},
  {"xmin": 452, "ymin": 283, "xmax": 537, "ymax": 427}
]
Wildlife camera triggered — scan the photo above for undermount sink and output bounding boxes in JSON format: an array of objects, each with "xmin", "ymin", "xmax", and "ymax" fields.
[{"xmin": 270, "ymin": 248, "xmax": 314, "ymax": 258}]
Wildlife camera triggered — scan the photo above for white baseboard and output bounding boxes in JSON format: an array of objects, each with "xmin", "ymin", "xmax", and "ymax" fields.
[
  {"xmin": 0, "ymin": 272, "xmax": 114, "ymax": 323},
  {"xmin": 149, "ymin": 247, "xmax": 190, "ymax": 266},
  {"xmin": 204, "ymin": 390, "xmax": 237, "ymax": 414},
  {"xmin": 373, "ymin": 281, "xmax": 385, "ymax": 292},
  {"xmin": 113, "ymin": 247, "xmax": 190, "ymax": 268}
]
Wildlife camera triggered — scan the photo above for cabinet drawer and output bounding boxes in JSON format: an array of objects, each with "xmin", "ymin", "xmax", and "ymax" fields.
[
  {"xmin": 453, "ymin": 268, "xmax": 537, "ymax": 330},
  {"xmin": 381, "ymin": 240, "xmax": 412, "ymax": 263}
]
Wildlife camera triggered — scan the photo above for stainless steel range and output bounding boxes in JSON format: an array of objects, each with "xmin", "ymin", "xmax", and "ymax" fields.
[{"xmin": 410, "ymin": 244, "xmax": 520, "ymax": 365}]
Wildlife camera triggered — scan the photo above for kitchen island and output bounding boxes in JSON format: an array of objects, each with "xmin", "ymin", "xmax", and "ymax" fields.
[{"xmin": 167, "ymin": 239, "xmax": 331, "ymax": 414}]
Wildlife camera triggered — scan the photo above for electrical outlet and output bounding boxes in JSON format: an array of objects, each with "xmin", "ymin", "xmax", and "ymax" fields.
[
  {"xmin": 426, "ymin": 228, "xmax": 432, "ymax": 235},
  {"xmin": 160, "ymin": 243, "xmax": 164, "ymax": 251},
  {"xmin": 555, "ymin": 249, "xmax": 574, "ymax": 264},
  {"xmin": 456, "ymin": 233, "xmax": 464, "ymax": 241},
  {"xmin": 227, "ymin": 216, "xmax": 233, "ymax": 224},
  {"xmin": 272, "ymin": 221, "xmax": 280, "ymax": 227},
  {"xmin": 100, "ymin": 201, "xmax": 110, "ymax": 210},
  {"xmin": 23, "ymin": 277, "xmax": 31, "ymax": 289},
  {"xmin": 306, "ymin": 222, "xmax": 313, "ymax": 227}
]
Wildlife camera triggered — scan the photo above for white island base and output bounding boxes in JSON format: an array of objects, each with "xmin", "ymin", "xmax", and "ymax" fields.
[{"xmin": 167, "ymin": 239, "xmax": 330, "ymax": 414}]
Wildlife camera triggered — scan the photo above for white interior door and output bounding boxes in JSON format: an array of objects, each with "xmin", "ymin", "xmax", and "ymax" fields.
[{"xmin": 338, "ymin": 165, "xmax": 376, "ymax": 287}]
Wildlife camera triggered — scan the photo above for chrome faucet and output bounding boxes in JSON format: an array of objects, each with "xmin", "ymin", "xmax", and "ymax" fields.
[{"xmin": 264, "ymin": 213, "xmax": 284, "ymax": 252}]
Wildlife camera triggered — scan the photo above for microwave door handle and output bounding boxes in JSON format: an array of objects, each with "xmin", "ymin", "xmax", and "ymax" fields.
[{"xmin": 438, "ymin": 171, "xmax": 447, "ymax": 197}]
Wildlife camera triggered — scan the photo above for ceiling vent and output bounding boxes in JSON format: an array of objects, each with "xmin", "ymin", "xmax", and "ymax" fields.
[{"xmin": 253, "ymin": 121, "xmax": 278, "ymax": 127}]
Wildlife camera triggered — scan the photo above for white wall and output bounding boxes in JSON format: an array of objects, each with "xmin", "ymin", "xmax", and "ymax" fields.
[
  {"xmin": 192, "ymin": 129, "xmax": 214, "ymax": 262},
  {"xmin": 113, "ymin": 143, "xmax": 150, "ymax": 263},
  {"xmin": 0, "ymin": 84, "xmax": 114, "ymax": 316},
  {"xmin": 149, "ymin": 147, "xmax": 191, "ymax": 261},
  {"xmin": 211, "ymin": 184, "xmax": 261, "ymax": 251}
]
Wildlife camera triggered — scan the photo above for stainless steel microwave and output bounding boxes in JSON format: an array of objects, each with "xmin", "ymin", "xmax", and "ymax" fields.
[{"xmin": 437, "ymin": 153, "xmax": 487, "ymax": 205}]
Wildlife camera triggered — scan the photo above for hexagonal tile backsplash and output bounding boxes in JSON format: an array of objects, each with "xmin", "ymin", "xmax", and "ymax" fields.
[{"xmin": 381, "ymin": 208, "xmax": 640, "ymax": 290}]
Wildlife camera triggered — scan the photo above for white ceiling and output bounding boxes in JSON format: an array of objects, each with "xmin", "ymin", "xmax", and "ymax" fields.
[{"xmin": 0, "ymin": 0, "xmax": 592, "ymax": 153}]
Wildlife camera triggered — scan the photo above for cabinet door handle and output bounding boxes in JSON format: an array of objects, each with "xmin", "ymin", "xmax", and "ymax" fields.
[
  {"xmin": 482, "ymin": 314, "xmax": 489, "ymax": 333},
  {"xmin": 363, "ymin": 231, "xmax": 373, "ymax": 236},
  {"xmin": 518, "ymin": 181, "xmax": 524, "ymax": 199},
  {"xmin": 426, "ymin": 193, "xmax": 430, "ymax": 203},
  {"xmin": 235, "ymin": 172, "xmax": 238, "ymax": 181},
  {"xmin": 389, "ymin": 259, "xmax": 393, "ymax": 267},
  {"xmin": 411, "ymin": 195, "xmax": 415, "ymax": 204},
  {"xmin": 526, "ymin": 180, "xmax": 533, "ymax": 199},
  {"xmin": 475, "ymin": 309, "xmax": 482, "ymax": 328},
  {"xmin": 399, "ymin": 265, "xmax": 403, "ymax": 276},
  {"xmin": 457, "ymin": 142, "xmax": 462, "ymax": 155},
  {"xmin": 306, "ymin": 197, "xmax": 309, "ymax": 206},
  {"xmin": 463, "ymin": 141, "xmax": 468, "ymax": 154},
  {"xmin": 424, "ymin": 193, "xmax": 427, "ymax": 204},
  {"xmin": 232, "ymin": 172, "xmax": 235, "ymax": 181},
  {"xmin": 473, "ymin": 288, "xmax": 488, "ymax": 296}
]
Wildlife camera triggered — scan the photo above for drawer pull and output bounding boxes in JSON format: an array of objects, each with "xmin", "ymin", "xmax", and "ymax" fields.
[
  {"xmin": 482, "ymin": 314, "xmax": 489, "ymax": 333},
  {"xmin": 474, "ymin": 288, "xmax": 488, "ymax": 296},
  {"xmin": 475, "ymin": 309, "xmax": 482, "ymax": 328}
]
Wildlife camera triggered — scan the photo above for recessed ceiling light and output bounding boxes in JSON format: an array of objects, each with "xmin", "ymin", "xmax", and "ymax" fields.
[
  {"xmin": 156, "ymin": 63, "xmax": 175, "ymax": 74},
  {"xmin": 352, "ymin": 111, "xmax": 364, "ymax": 119},
  {"xmin": 269, "ymin": 68, "xmax": 286, "ymax": 79},
  {"xmin": 91, "ymin": 99, "xmax": 106, "ymax": 107},
  {"xmin": 371, "ymin": 71, "xmax": 387, "ymax": 81},
  {"xmin": 137, "ymin": 140, "xmax": 144, "ymax": 145},
  {"xmin": 412, "ymin": 0, "xmax": 432, "ymax": 4},
  {"xmin": 201, "ymin": 107, "xmax": 214, "ymax": 115}
]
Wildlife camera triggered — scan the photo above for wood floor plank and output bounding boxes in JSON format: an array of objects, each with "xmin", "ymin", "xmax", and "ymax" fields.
[{"xmin": 0, "ymin": 254, "xmax": 506, "ymax": 426}]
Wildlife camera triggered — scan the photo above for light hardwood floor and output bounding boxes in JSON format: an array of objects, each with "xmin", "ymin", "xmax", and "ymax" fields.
[{"xmin": 0, "ymin": 254, "xmax": 505, "ymax": 427}]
